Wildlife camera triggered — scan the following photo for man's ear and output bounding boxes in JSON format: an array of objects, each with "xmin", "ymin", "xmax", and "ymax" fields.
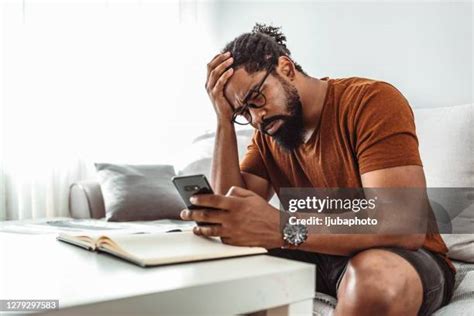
[{"xmin": 277, "ymin": 56, "xmax": 296, "ymax": 81}]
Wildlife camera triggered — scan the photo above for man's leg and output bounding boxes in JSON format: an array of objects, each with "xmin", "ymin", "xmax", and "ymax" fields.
[
  {"xmin": 267, "ymin": 248, "xmax": 349, "ymax": 297},
  {"xmin": 335, "ymin": 249, "xmax": 423, "ymax": 316}
]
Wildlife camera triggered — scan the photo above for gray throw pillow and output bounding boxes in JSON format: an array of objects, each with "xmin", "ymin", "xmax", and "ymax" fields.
[{"xmin": 95, "ymin": 163, "xmax": 185, "ymax": 221}]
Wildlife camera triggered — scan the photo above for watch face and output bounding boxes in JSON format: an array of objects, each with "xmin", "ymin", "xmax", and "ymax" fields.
[{"xmin": 283, "ymin": 223, "xmax": 308, "ymax": 246}]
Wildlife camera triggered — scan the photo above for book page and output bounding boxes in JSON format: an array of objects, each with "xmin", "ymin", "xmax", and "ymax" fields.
[
  {"xmin": 97, "ymin": 231, "xmax": 267, "ymax": 266},
  {"xmin": 57, "ymin": 220, "xmax": 196, "ymax": 247},
  {"xmin": 57, "ymin": 233, "xmax": 97, "ymax": 250}
]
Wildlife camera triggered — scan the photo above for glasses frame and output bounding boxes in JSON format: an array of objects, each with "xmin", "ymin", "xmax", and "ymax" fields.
[{"xmin": 231, "ymin": 67, "xmax": 273, "ymax": 125}]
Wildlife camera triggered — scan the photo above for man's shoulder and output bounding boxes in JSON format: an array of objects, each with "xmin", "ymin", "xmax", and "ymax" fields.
[
  {"xmin": 331, "ymin": 76, "xmax": 399, "ymax": 94},
  {"xmin": 330, "ymin": 77, "xmax": 406, "ymax": 111}
]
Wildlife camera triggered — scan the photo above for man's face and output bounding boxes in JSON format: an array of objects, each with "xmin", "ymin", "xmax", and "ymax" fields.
[{"xmin": 224, "ymin": 67, "xmax": 305, "ymax": 151}]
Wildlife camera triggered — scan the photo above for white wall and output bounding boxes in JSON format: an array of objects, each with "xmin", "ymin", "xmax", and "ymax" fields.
[
  {"xmin": 212, "ymin": 1, "xmax": 472, "ymax": 108},
  {"xmin": 1, "ymin": 0, "xmax": 222, "ymax": 219},
  {"xmin": 2, "ymin": 0, "xmax": 220, "ymax": 167}
]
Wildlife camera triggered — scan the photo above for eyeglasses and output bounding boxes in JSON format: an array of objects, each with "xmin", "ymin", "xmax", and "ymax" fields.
[{"xmin": 231, "ymin": 68, "xmax": 273, "ymax": 125}]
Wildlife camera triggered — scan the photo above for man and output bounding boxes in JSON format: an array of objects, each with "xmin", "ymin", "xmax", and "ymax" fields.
[{"xmin": 180, "ymin": 24, "xmax": 455, "ymax": 315}]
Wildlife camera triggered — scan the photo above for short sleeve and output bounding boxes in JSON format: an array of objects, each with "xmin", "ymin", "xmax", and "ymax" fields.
[
  {"xmin": 239, "ymin": 132, "xmax": 270, "ymax": 180},
  {"xmin": 353, "ymin": 82, "xmax": 423, "ymax": 174}
]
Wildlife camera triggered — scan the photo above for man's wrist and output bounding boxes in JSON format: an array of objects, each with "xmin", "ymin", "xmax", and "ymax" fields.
[
  {"xmin": 217, "ymin": 117, "xmax": 234, "ymax": 129},
  {"xmin": 266, "ymin": 209, "xmax": 286, "ymax": 249}
]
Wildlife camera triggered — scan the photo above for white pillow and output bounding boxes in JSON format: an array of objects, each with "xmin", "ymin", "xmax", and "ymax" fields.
[
  {"xmin": 414, "ymin": 104, "xmax": 473, "ymax": 188},
  {"xmin": 178, "ymin": 129, "xmax": 254, "ymax": 179},
  {"xmin": 414, "ymin": 104, "xmax": 474, "ymax": 262}
]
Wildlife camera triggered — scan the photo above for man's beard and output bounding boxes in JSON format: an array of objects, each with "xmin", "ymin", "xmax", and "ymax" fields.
[{"xmin": 261, "ymin": 78, "xmax": 305, "ymax": 151}]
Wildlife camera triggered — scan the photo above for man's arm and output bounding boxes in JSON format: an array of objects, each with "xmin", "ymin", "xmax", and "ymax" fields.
[
  {"xmin": 293, "ymin": 82, "xmax": 428, "ymax": 255},
  {"xmin": 182, "ymin": 165, "xmax": 428, "ymax": 252},
  {"xmin": 205, "ymin": 52, "xmax": 272, "ymax": 198},
  {"xmin": 210, "ymin": 122, "xmax": 273, "ymax": 199},
  {"xmin": 295, "ymin": 165, "xmax": 427, "ymax": 256},
  {"xmin": 210, "ymin": 122, "xmax": 245, "ymax": 194}
]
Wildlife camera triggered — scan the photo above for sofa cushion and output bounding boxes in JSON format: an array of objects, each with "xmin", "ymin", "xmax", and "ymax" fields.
[
  {"xmin": 95, "ymin": 163, "xmax": 185, "ymax": 221},
  {"xmin": 441, "ymin": 234, "xmax": 474, "ymax": 264},
  {"xmin": 413, "ymin": 104, "xmax": 473, "ymax": 188},
  {"xmin": 413, "ymin": 104, "xmax": 474, "ymax": 262},
  {"xmin": 432, "ymin": 261, "xmax": 474, "ymax": 315}
]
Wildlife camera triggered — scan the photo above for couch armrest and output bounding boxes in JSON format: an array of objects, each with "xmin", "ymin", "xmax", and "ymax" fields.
[{"xmin": 69, "ymin": 181, "xmax": 106, "ymax": 219}]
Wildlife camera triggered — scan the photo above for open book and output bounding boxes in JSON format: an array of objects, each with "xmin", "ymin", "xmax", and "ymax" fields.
[{"xmin": 57, "ymin": 231, "xmax": 267, "ymax": 267}]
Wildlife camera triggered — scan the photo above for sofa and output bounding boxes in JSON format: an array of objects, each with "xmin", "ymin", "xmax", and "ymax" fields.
[{"xmin": 69, "ymin": 104, "xmax": 473, "ymax": 315}]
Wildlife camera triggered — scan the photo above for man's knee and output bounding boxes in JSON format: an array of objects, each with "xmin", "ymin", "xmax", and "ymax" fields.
[
  {"xmin": 337, "ymin": 262, "xmax": 398, "ymax": 314},
  {"xmin": 336, "ymin": 249, "xmax": 421, "ymax": 315}
]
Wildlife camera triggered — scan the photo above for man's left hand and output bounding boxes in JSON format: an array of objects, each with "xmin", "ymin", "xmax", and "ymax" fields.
[{"xmin": 180, "ymin": 186, "xmax": 283, "ymax": 249}]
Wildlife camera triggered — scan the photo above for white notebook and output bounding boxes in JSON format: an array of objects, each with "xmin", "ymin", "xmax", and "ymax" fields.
[{"xmin": 57, "ymin": 231, "xmax": 267, "ymax": 267}]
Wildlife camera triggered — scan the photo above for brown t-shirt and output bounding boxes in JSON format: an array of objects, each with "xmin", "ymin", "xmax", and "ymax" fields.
[{"xmin": 240, "ymin": 77, "xmax": 452, "ymax": 269}]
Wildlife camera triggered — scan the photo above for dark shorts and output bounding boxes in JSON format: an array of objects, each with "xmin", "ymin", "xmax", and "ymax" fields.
[{"xmin": 267, "ymin": 247, "xmax": 455, "ymax": 315}]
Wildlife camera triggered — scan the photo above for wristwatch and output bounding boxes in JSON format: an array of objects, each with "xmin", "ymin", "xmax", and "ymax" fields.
[{"xmin": 282, "ymin": 222, "xmax": 308, "ymax": 248}]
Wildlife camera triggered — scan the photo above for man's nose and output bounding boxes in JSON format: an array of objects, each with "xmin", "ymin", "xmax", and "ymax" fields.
[{"xmin": 250, "ymin": 107, "xmax": 266, "ymax": 128}]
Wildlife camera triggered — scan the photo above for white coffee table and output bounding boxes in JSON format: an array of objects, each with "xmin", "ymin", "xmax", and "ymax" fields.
[{"xmin": 0, "ymin": 232, "xmax": 315, "ymax": 315}]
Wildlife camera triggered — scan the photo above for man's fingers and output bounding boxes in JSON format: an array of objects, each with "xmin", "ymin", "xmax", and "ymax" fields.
[
  {"xmin": 212, "ymin": 68, "xmax": 234, "ymax": 95},
  {"xmin": 180, "ymin": 208, "xmax": 226, "ymax": 224},
  {"xmin": 194, "ymin": 225, "xmax": 226, "ymax": 237},
  {"xmin": 190, "ymin": 194, "xmax": 236, "ymax": 210},
  {"xmin": 207, "ymin": 51, "xmax": 231, "ymax": 72},
  {"xmin": 206, "ymin": 53, "xmax": 224, "ymax": 71},
  {"xmin": 193, "ymin": 226, "xmax": 203, "ymax": 236},
  {"xmin": 221, "ymin": 236, "xmax": 232, "ymax": 245},
  {"xmin": 226, "ymin": 186, "xmax": 255, "ymax": 198},
  {"xmin": 207, "ymin": 57, "xmax": 233, "ymax": 91},
  {"xmin": 179, "ymin": 208, "xmax": 191, "ymax": 221}
]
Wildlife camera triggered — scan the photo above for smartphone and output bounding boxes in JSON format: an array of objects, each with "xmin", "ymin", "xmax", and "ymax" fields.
[
  {"xmin": 172, "ymin": 174, "xmax": 214, "ymax": 209},
  {"xmin": 172, "ymin": 174, "xmax": 217, "ymax": 225}
]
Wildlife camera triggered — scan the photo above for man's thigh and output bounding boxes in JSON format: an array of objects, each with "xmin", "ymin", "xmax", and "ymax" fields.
[
  {"xmin": 267, "ymin": 248, "xmax": 349, "ymax": 297},
  {"xmin": 337, "ymin": 247, "xmax": 453, "ymax": 316},
  {"xmin": 336, "ymin": 248, "xmax": 423, "ymax": 315},
  {"xmin": 267, "ymin": 247, "xmax": 454, "ymax": 315}
]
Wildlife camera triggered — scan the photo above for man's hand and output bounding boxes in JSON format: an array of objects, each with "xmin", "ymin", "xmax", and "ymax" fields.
[
  {"xmin": 180, "ymin": 186, "xmax": 283, "ymax": 249},
  {"xmin": 205, "ymin": 52, "xmax": 235, "ymax": 123}
]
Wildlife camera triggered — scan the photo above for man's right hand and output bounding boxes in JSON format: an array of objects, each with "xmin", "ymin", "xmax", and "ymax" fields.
[{"xmin": 205, "ymin": 52, "xmax": 235, "ymax": 123}]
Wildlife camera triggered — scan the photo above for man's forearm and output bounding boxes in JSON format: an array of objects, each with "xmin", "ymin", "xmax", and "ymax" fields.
[{"xmin": 210, "ymin": 121, "xmax": 246, "ymax": 194}]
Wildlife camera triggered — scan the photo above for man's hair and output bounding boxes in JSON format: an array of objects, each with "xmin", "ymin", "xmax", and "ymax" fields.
[{"xmin": 222, "ymin": 23, "xmax": 306, "ymax": 75}]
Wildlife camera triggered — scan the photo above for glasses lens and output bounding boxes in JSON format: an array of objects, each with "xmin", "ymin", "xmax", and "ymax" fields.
[
  {"xmin": 233, "ymin": 113, "xmax": 251, "ymax": 125},
  {"xmin": 248, "ymin": 91, "xmax": 266, "ymax": 107},
  {"xmin": 232, "ymin": 89, "xmax": 266, "ymax": 125}
]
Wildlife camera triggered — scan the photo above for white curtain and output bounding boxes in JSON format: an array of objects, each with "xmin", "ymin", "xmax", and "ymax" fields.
[{"xmin": 1, "ymin": 0, "xmax": 219, "ymax": 220}]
